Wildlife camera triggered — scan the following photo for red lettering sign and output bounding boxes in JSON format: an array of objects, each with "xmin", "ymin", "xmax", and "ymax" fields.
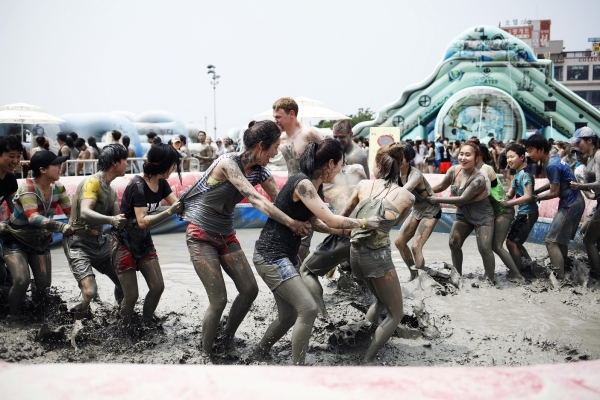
[{"xmin": 539, "ymin": 20, "xmax": 551, "ymax": 47}]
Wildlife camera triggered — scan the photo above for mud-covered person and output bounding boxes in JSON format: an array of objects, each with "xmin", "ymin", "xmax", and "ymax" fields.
[
  {"xmin": 253, "ymin": 138, "xmax": 379, "ymax": 365},
  {"xmin": 339, "ymin": 142, "xmax": 414, "ymax": 362},
  {"xmin": 63, "ymin": 144, "xmax": 129, "ymax": 320},
  {"xmin": 526, "ymin": 134, "xmax": 584, "ymax": 279},
  {"xmin": 0, "ymin": 136, "xmax": 23, "ymax": 286},
  {"xmin": 4, "ymin": 151, "xmax": 73, "ymax": 317},
  {"xmin": 179, "ymin": 120, "xmax": 310, "ymax": 357},
  {"xmin": 191, "ymin": 131, "xmax": 216, "ymax": 172},
  {"xmin": 499, "ymin": 143, "xmax": 538, "ymax": 276},
  {"xmin": 273, "ymin": 97, "xmax": 324, "ymax": 263},
  {"xmin": 428, "ymin": 142, "xmax": 496, "ymax": 283},
  {"xmin": 111, "ymin": 144, "xmax": 183, "ymax": 327},
  {"xmin": 394, "ymin": 144, "xmax": 442, "ymax": 281},
  {"xmin": 331, "ymin": 120, "xmax": 369, "ymax": 177},
  {"xmin": 566, "ymin": 127, "xmax": 600, "ymax": 278}
]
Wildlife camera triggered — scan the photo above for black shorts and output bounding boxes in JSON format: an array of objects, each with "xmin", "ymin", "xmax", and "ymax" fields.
[{"xmin": 507, "ymin": 212, "xmax": 538, "ymax": 245}]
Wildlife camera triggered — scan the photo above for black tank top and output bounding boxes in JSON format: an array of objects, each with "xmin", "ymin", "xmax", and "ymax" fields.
[{"xmin": 254, "ymin": 173, "xmax": 323, "ymax": 263}]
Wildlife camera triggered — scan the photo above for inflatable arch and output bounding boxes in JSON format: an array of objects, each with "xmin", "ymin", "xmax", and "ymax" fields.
[
  {"xmin": 133, "ymin": 110, "xmax": 188, "ymax": 144},
  {"xmin": 353, "ymin": 25, "xmax": 600, "ymax": 142}
]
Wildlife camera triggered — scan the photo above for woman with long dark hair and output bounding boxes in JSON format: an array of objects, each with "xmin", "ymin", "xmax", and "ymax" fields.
[
  {"xmin": 339, "ymin": 142, "xmax": 414, "ymax": 362},
  {"xmin": 180, "ymin": 120, "xmax": 311, "ymax": 357},
  {"xmin": 110, "ymin": 143, "xmax": 182, "ymax": 326},
  {"xmin": 252, "ymin": 138, "xmax": 379, "ymax": 365},
  {"xmin": 428, "ymin": 142, "xmax": 495, "ymax": 282}
]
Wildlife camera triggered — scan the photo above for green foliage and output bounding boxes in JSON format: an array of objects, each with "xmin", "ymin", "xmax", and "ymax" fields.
[{"xmin": 316, "ymin": 107, "xmax": 375, "ymax": 129}]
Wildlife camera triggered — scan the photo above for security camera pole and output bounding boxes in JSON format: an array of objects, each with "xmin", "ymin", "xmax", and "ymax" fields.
[{"xmin": 207, "ymin": 65, "xmax": 220, "ymax": 139}]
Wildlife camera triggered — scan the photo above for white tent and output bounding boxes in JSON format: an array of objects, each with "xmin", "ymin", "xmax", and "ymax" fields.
[{"xmin": 0, "ymin": 103, "xmax": 64, "ymax": 142}]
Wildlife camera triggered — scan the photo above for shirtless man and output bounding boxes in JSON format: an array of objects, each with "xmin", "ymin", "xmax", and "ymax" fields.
[
  {"xmin": 192, "ymin": 131, "xmax": 216, "ymax": 172},
  {"xmin": 332, "ymin": 120, "xmax": 369, "ymax": 177},
  {"xmin": 273, "ymin": 97, "xmax": 324, "ymax": 262}
]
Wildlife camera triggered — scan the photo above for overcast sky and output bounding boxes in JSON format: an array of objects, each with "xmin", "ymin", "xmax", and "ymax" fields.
[{"xmin": 0, "ymin": 0, "xmax": 597, "ymax": 138}]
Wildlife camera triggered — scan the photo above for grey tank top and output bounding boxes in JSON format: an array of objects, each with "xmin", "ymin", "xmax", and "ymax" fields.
[{"xmin": 351, "ymin": 183, "xmax": 401, "ymax": 249}]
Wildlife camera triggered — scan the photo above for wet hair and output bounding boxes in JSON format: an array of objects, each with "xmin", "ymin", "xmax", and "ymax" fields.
[
  {"xmin": 0, "ymin": 135, "xmax": 23, "ymax": 155},
  {"xmin": 525, "ymin": 134, "xmax": 550, "ymax": 153},
  {"xmin": 74, "ymin": 138, "xmax": 86, "ymax": 149},
  {"xmin": 178, "ymin": 134, "xmax": 187, "ymax": 145},
  {"xmin": 97, "ymin": 143, "xmax": 128, "ymax": 172},
  {"xmin": 460, "ymin": 141, "xmax": 481, "ymax": 159},
  {"xmin": 68, "ymin": 132, "xmax": 78, "ymax": 141},
  {"xmin": 122, "ymin": 135, "xmax": 130, "ymax": 150},
  {"xmin": 144, "ymin": 143, "xmax": 182, "ymax": 183},
  {"xmin": 403, "ymin": 143, "xmax": 416, "ymax": 163},
  {"xmin": 243, "ymin": 120, "xmax": 281, "ymax": 151},
  {"xmin": 111, "ymin": 130, "xmax": 122, "ymax": 142},
  {"xmin": 506, "ymin": 143, "xmax": 526, "ymax": 158},
  {"xmin": 56, "ymin": 132, "xmax": 67, "ymax": 143},
  {"xmin": 35, "ymin": 136, "xmax": 45, "ymax": 147},
  {"xmin": 375, "ymin": 143, "xmax": 404, "ymax": 186},
  {"xmin": 333, "ymin": 120, "xmax": 352, "ymax": 136},
  {"xmin": 65, "ymin": 136, "xmax": 75, "ymax": 149},
  {"xmin": 153, "ymin": 137, "xmax": 162, "ymax": 145},
  {"xmin": 478, "ymin": 144, "xmax": 492, "ymax": 163},
  {"xmin": 146, "ymin": 131, "xmax": 157, "ymax": 140},
  {"xmin": 299, "ymin": 138, "xmax": 344, "ymax": 178},
  {"xmin": 87, "ymin": 136, "xmax": 99, "ymax": 152},
  {"xmin": 272, "ymin": 97, "xmax": 298, "ymax": 115}
]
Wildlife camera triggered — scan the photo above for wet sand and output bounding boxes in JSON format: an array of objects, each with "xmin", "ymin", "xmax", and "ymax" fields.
[{"xmin": 0, "ymin": 230, "xmax": 599, "ymax": 366}]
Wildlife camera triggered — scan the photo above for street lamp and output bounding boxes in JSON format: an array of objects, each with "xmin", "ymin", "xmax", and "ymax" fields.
[{"xmin": 207, "ymin": 65, "xmax": 220, "ymax": 138}]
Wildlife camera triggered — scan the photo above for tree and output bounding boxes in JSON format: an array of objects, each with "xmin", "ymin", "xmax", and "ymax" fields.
[{"xmin": 316, "ymin": 107, "xmax": 375, "ymax": 129}]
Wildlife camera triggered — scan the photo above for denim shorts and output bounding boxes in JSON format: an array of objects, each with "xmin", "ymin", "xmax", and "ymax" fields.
[{"xmin": 253, "ymin": 254, "xmax": 298, "ymax": 291}]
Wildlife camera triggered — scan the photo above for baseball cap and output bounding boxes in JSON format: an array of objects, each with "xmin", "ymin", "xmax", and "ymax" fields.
[
  {"xmin": 29, "ymin": 150, "xmax": 68, "ymax": 171},
  {"xmin": 567, "ymin": 127, "xmax": 596, "ymax": 144},
  {"xmin": 172, "ymin": 136, "xmax": 181, "ymax": 143}
]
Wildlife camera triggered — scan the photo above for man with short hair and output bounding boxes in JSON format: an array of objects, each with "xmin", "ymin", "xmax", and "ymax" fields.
[
  {"xmin": 56, "ymin": 132, "xmax": 71, "ymax": 176},
  {"xmin": 146, "ymin": 132, "xmax": 157, "ymax": 144},
  {"xmin": 63, "ymin": 144, "xmax": 129, "ymax": 322},
  {"xmin": 272, "ymin": 97, "xmax": 324, "ymax": 262},
  {"xmin": 74, "ymin": 138, "xmax": 92, "ymax": 176},
  {"xmin": 0, "ymin": 136, "xmax": 23, "ymax": 283},
  {"xmin": 111, "ymin": 130, "xmax": 122, "ymax": 144},
  {"xmin": 192, "ymin": 131, "xmax": 216, "ymax": 172},
  {"xmin": 332, "ymin": 119, "xmax": 369, "ymax": 177},
  {"xmin": 526, "ymin": 134, "xmax": 584, "ymax": 279}
]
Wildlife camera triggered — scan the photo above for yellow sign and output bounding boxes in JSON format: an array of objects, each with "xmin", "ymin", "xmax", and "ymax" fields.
[
  {"xmin": 593, "ymin": 42, "xmax": 600, "ymax": 53},
  {"xmin": 368, "ymin": 127, "xmax": 400, "ymax": 175}
]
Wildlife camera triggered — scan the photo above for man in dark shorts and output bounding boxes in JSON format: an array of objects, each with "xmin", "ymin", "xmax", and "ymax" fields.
[
  {"xmin": 526, "ymin": 134, "xmax": 584, "ymax": 279},
  {"xmin": 0, "ymin": 136, "xmax": 23, "ymax": 284},
  {"xmin": 63, "ymin": 144, "xmax": 128, "ymax": 321}
]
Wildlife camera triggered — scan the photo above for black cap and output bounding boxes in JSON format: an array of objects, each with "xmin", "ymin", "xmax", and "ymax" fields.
[{"xmin": 29, "ymin": 150, "xmax": 68, "ymax": 171}]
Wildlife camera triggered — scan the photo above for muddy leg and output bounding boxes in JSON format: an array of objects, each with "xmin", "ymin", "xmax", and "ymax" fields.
[
  {"xmin": 364, "ymin": 278, "xmax": 386, "ymax": 325},
  {"xmin": 299, "ymin": 263, "xmax": 327, "ymax": 317},
  {"xmin": 0, "ymin": 258, "xmax": 6, "ymax": 284},
  {"xmin": 492, "ymin": 216, "xmax": 523, "ymax": 280},
  {"xmin": 138, "ymin": 258, "xmax": 164, "ymax": 322},
  {"xmin": 410, "ymin": 217, "xmax": 439, "ymax": 270},
  {"xmin": 29, "ymin": 253, "xmax": 52, "ymax": 303},
  {"xmin": 76, "ymin": 276, "xmax": 98, "ymax": 319},
  {"xmin": 448, "ymin": 221, "xmax": 473, "ymax": 275},
  {"xmin": 297, "ymin": 245, "xmax": 310, "ymax": 266},
  {"xmin": 395, "ymin": 216, "xmax": 419, "ymax": 280},
  {"xmin": 475, "ymin": 225, "xmax": 495, "ymax": 282},
  {"xmin": 255, "ymin": 289, "xmax": 296, "ymax": 359},
  {"xmin": 116, "ymin": 269, "xmax": 139, "ymax": 326},
  {"xmin": 102, "ymin": 263, "xmax": 124, "ymax": 306},
  {"xmin": 220, "ymin": 251, "xmax": 258, "ymax": 339},
  {"xmin": 192, "ymin": 258, "xmax": 227, "ymax": 353},
  {"xmin": 546, "ymin": 241, "xmax": 565, "ymax": 279},
  {"xmin": 364, "ymin": 270, "xmax": 404, "ymax": 362},
  {"xmin": 582, "ymin": 220, "xmax": 600, "ymax": 277},
  {"xmin": 4, "ymin": 253, "xmax": 30, "ymax": 315}
]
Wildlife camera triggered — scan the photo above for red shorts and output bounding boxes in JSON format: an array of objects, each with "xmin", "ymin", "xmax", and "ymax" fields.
[
  {"xmin": 186, "ymin": 223, "xmax": 241, "ymax": 261},
  {"xmin": 112, "ymin": 243, "xmax": 158, "ymax": 273}
]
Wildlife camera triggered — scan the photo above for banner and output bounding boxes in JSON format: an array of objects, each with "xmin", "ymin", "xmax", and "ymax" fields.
[
  {"xmin": 368, "ymin": 127, "xmax": 400, "ymax": 175},
  {"xmin": 539, "ymin": 20, "xmax": 551, "ymax": 47}
]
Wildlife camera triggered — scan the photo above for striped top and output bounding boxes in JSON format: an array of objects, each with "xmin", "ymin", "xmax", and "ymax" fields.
[
  {"xmin": 180, "ymin": 153, "xmax": 271, "ymax": 235},
  {"xmin": 9, "ymin": 179, "xmax": 72, "ymax": 250}
]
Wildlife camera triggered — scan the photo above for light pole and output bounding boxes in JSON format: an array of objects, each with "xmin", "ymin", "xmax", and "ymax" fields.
[{"xmin": 207, "ymin": 65, "xmax": 220, "ymax": 139}]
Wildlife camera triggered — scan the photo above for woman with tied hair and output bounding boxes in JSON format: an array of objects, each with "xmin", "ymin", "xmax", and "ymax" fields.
[
  {"xmin": 179, "ymin": 120, "xmax": 311, "ymax": 357},
  {"xmin": 252, "ymin": 138, "xmax": 379, "ymax": 365},
  {"xmin": 395, "ymin": 144, "xmax": 442, "ymax": 281},
  {"xmin": 339, "ymin": 142, "xmax": 414, "ymax": 362},
  {"xmin": 87, "ymin": 136, "xmax": 100, "ymax": 161},
  {"xmin": 111, "ymin": 143, "xmax": 183, "ymax": 326},
  {"xmin": 428, "ymin": 141, "xmax": 495, "ymax": 283}
]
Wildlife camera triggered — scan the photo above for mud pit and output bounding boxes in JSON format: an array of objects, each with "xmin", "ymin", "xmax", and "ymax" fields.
[{"xmin": 0, "ymin": 231, "xmax": 599, "ymax": 366}]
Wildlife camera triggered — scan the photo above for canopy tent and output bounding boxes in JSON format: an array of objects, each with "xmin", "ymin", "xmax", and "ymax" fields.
[{"xmin": 0, "ymin": 102, "xmax": 64, "ymax": 142}]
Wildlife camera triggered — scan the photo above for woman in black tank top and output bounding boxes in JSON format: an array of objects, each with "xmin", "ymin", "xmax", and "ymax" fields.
[{"xmin": 253, "ymin": 139, "xmax": 378, "ymax": 365}]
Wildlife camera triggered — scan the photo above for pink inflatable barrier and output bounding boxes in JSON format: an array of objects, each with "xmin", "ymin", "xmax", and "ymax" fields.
[{"xmin": 1, "ymin": 360, "xmax": 599, "ymax": 399}]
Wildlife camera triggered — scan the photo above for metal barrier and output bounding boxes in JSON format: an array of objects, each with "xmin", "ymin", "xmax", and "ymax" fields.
[{"xmin": 61, "ymin": 157, "xmax": 200, "ymax": 176}]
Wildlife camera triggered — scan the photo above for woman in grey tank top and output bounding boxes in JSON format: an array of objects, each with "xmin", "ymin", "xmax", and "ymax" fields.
[
  {"xmin": 179, "ymin": 121, "xmax": 311, "ymax": 358},
  {"xmin": 428, "ymin": 142, "xmax": 496, "ymax": 284}
]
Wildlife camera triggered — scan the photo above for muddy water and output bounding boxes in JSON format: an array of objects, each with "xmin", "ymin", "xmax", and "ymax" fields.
[{"xmin": 0, "ymin": 231, "xmax": 598, "ymax": 366}]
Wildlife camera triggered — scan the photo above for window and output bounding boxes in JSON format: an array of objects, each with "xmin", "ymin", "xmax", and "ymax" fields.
[
  {"xmin": 567, "ymin": 65, "xmax": 589, "ymax": 81},
  {"xmin": 554, "ymin": 66, "xmax": 563, "ymax": 81},
  {"xmin": 575, "ymin": 91, "xmax": 589, "ymax": 102},
  {"xmin": 593, "ymin": 65, "xmax": 600, "ymax": 80},
  {"xmin": 590, "ymin": 91, "xmax": 600, "ymax": 106}
]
